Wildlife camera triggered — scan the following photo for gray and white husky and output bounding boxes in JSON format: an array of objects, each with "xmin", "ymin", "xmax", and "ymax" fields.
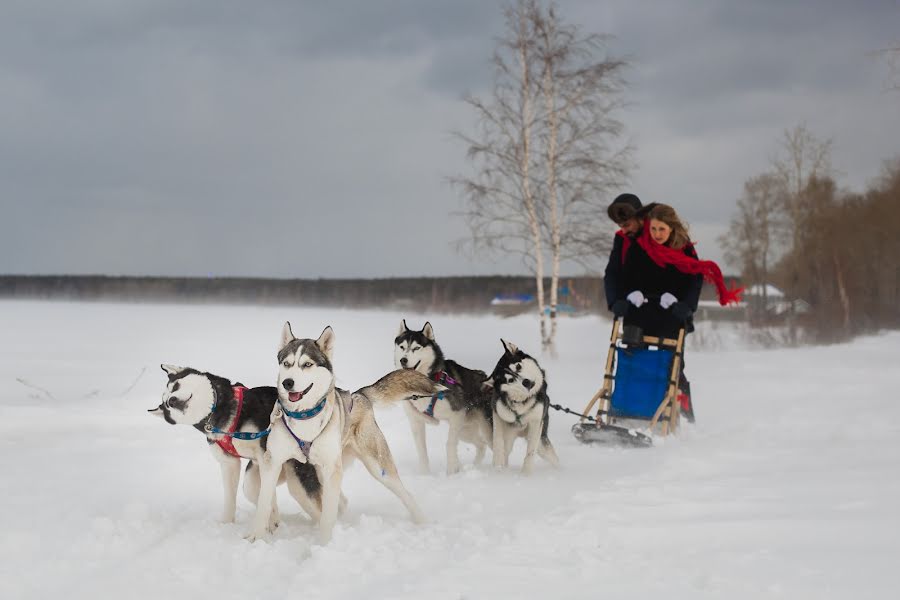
[
  {"xmin": 394, "ymin": 320, "xmax": 493, "ymax": 475},
  {"xmin": 248, "ymin": 323, "xmax": 443, "ymax": 545},
  {"xmin": 148, "ymin": 365, "xmax": 326, "ymax": 527},
  {"xmin": 487, "ymin": 340, "xmax": 560, "ymax": 475}
]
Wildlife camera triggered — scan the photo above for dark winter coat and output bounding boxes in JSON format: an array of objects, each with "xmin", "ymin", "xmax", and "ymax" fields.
[
  {"xmin": 604, "ymin": 233, "xmax": 629, "ymax": 310},
  {"xmin": 620, "ymin": 240, "xmax": 703, "ymax": 339}
]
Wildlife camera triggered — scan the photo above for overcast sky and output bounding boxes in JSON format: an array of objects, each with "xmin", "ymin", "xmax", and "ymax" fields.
[{"xmin": 2, "ymin": 0, "xmax": 898, "ymax": 278}]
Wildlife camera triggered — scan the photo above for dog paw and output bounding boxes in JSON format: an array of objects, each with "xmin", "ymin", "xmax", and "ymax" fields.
[
  {"xmin": 446, "ymin": 463, "xmax": 460, "ymax": 476},
  {"xmin": 244, "ymin": 530, "xmax": 268, "ymax": 543}
]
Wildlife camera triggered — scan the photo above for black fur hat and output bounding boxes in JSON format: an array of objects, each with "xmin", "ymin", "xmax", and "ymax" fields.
[{"xmin": 607, "ymin": 193, "xmax": 642, "ymax": 223}]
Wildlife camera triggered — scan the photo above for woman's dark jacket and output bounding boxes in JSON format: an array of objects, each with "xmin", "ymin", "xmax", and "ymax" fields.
[{"xmin": 619, "ymin": 240, "xmax": 703, "ymax": 339}]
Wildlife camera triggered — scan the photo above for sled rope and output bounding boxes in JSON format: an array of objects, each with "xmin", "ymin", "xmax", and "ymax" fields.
[{"xmin": 548, "ymin": 402, "xmax": 599, "ymax": 423}]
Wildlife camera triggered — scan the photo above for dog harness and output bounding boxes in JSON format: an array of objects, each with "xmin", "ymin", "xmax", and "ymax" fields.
[
  {"xmin": 281, "ymin": 414, "xmax": 313, "ymax": 459},
  {"xmin": 408, "ymin": 371, "xmax": 455, "ymax": 418},
  {"xmin": 433, "ymin": 371, "xmax": 458, "ymax": 386},
  {"xmin": 204, "ymin": 386, "xmax": 271, "ymax": 458},
  {"xmin": 279, "ymin": 393, "xmax": 353, "ymax": 458}
]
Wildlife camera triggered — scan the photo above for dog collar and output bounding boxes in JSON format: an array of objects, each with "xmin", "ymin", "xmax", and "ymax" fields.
[{"xmin": 279, "ymin": 394, "xmax": 328, "ymax": 420}]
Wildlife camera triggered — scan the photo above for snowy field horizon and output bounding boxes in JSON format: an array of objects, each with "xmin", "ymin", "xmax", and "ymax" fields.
[{"xmin": 1, "ymin": 299, "xmax": 898, "ymax": 599}]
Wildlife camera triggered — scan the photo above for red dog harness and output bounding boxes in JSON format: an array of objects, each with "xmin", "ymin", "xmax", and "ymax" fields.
[{"xmin": 215, "ymin": 386, "xmax": 246, "ymax": 458}]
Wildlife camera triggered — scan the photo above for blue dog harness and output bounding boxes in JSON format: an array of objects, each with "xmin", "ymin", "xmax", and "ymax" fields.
[{"xmin": 408, "ymin": 370, "xmax": 456, "ymax": 418}]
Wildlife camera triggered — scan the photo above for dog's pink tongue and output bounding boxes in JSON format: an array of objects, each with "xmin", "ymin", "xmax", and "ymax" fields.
[{"xmin": 289, "ymin": 391, "xmax": 301, "ymax": 402}]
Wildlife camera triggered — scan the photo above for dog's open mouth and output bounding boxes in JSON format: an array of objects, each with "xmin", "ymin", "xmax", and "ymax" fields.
[
  {"xmin": 403, "ymin": 360, "xmax": 421, "ymax": 371},
  {"xmin": 288, "ymin": 383, "xmax": 314, "ymax": 403}
]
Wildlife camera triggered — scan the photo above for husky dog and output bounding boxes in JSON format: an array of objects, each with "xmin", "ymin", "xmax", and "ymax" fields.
[
  {"xmin": 487, "ymin": 340, "xmax": 560, "ymax": 475},
  {"xmin": 394, "ymin": 320, "xmax": 493, "ymax": 475},
  {"xmin": 248, "ymin": 323, "xmax": 442, "ymax": 545},
  {"xmin": 148, "ymin": 365, "xmax": 326, "ymax": 527}
]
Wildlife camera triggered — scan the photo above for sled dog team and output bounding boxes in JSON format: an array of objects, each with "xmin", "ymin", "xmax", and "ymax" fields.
[{"xmin": 150, "ymin": 319, "xmax": 559, "ymax": 544}]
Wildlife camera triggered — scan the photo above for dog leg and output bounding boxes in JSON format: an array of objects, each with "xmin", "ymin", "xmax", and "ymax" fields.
[
  {"xmin": 521, "ymin": 424, "xmax": 542, "ymax": 476},
  {"xmin": 316, "ymin": 462, "xmax": 343, "ymax": 545},
  {"xmin": 246, "ymin": 452, "xmax": 282, "ymax": 542},
  {"xmin": 446, "ymin": 412, "xmax": 465, "ymax": 475},
  {"xmin": 357, "ymin": 449, "xmax": 426, "ymax": 525},
  {"xmin": 473, "ymin": 442, "xmax": 486, "ymax": 465},
  {"xmin": 504, "ymin": 426, "xmax": 518, "ymax": 467},
  {"xmin": 242, "ymin": 461, "xmax": 280, "ymax": 529},
  {"xmin": 473, "ymin": 418, "xmax": 492, "ymax": 466},
  {"xmin": 243, "ymin": 461, "xmax": 260, "ymax": 502},
  {"xmin": 537, "ymin": 436, "xmax": 560, "ymax": 468},
  {"xmin": 492, "ymin": 417, "xmax": 507, "ymax": 468},
  {"xmin": 354, "ymin": 417, "xmax": 426, "ymax": 524},
  {"xmin": 217, "ymin": 454, "xmax": 241, "ymax": 523},
  {"xmin": 403, "ymin": 402, "xmax": 430, "ymax": 474},
  {"xmin": 285, "ymin": 468, "xmax": 322, "ymax": 523}
]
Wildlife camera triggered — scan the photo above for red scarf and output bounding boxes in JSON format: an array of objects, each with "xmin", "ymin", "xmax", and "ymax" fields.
[
  {"xmin": 616, "ymin": 230, "xmax": 632, "ymax": 265},
  {"xmin": 635, "ymin": 220, "xmax": 743, "ymax": 306}
]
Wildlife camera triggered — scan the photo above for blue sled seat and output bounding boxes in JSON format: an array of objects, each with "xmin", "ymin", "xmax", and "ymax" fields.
[{"xmin": 609, "ymin": 346, "xmax": 674, "ymax": 419}]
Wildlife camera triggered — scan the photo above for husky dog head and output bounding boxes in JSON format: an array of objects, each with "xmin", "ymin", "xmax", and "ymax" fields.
[
  {"xmin": 277, "ymin": 322, "xmax": 336, "ymax": 405},
  {"xmin": 149, "ymin": 364, "xmax": 218, "ymax": 425},
  {"xmin": 488, "ymin": 339, "xmax": 546, "ymax": 403},
  {"xmin": 394, "ymin": 319, "xmax": 441, "ymax": 375}
]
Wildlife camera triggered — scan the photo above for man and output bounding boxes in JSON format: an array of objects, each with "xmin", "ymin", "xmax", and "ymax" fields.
[{"xmin": 604, "ymin": 193, "xmax": 644, "ymax": 318}]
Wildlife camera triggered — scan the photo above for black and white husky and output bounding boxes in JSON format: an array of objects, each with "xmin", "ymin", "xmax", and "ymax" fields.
[
  {"xmin": 394, "ymin": 320, "xmax": 493, "ymax": 475},
  {"xmin": 248, "ymin": 323, "xmax": 443, "ymax": 545},
  {"xmin": 487, "ymin": 340, "xmax": 560, "ymax": 475},
  {"xmin": 148, "ymin": 365, "xmax": 325, "ymax": 527}
]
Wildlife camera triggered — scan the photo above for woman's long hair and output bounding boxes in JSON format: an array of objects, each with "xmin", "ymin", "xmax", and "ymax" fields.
[{"xmin": 647, "ymin": 204, "xmax": 691, "ymax": 250}]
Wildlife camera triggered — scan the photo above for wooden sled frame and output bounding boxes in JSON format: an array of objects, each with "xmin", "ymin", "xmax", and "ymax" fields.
[{"xmin": 579, "ymin": 319, "xmax": 686, "ymax": 437}]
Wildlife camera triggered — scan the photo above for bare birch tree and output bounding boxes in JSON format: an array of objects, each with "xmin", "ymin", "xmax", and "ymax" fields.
[
  {"xmin": 531, "ymin": 5, "xmax": 631, "ymax": 353},
  {"xmin": 453, "ymin": 0, "xmax": 631, "ymax": 353},
  {"xmin": 452, "ymin": 0, "xmax": 550, "ymax": 342}
]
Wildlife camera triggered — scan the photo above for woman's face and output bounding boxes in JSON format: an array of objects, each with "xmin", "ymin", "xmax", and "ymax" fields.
[{"xmin": 649, "ymin": 219, "xmax": 672, "ymax": 245}]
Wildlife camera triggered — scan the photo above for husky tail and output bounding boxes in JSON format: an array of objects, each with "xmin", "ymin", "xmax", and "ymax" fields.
[{"xmin": 354, "ymin": 369, "xmax": 448, "ymax": 405}]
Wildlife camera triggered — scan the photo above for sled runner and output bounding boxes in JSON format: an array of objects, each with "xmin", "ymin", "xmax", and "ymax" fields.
[{"xmin": 572, "ymin": 319, "xmax": 686, "ymax": 447}]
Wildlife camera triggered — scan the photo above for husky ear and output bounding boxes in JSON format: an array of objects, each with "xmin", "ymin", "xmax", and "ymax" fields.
[
  {"xmin": 280, "ymin": 322, "xmax": 296, "ymax": 351},
  {"xmin": 481, "ymin": 375, "xmax": 494, "ymax": 391},
  {"xmin": 398, "ymin": 319, "xmax": 409, "ymax": 337},
  {"xmin": 501, "ymin": 339, "xmax": 518, "ymax": 356},
  {"xmin": 316, "ymin": 326, "xmax": 335, "ymax": 361},
  {"xmin": 422, "ymin": 322, "xmax": 435, "ymax": 341},
  {"xmin": 160, "ymin": 364, "xmax": 186, "ymax": 376}
]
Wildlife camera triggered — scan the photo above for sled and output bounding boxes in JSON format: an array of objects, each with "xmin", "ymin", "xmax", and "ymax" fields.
[{"xmin": 571, "ymin": 319, "xmax": 686, "ymax": 448}]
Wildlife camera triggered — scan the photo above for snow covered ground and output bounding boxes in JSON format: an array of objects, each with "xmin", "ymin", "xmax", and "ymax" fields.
[{"xmin": 1, "ymin": 299, "xmax": 898, "ymax": 599}]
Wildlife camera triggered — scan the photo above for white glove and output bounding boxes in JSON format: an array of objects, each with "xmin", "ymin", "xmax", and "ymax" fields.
[
  {"xmin": 626, "ymin": 291, "xmax": 646, "ymax": 307},
  {"xmin": 660, "ymin": 292, "xmax": 678, "ymax": 309}
]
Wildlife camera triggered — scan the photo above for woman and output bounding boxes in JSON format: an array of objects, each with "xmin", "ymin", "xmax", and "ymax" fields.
[
  {"xmin": 618, "ymin": 204, "xmax": 743, "ymax": 421},
  {"xmin": 620, "ymin": 204, "xmax": 701, "ymax": 339}
]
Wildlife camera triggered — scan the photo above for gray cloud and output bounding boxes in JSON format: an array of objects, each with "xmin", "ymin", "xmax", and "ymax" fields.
[{"xmin": 2, "ymin": 0, "xmax": 898, "ymax": 277}]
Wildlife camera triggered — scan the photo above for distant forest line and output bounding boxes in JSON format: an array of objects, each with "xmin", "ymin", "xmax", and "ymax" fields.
[{"xmin": 0, "ymin": 274, "xmax": 621, "ymax": 314}]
